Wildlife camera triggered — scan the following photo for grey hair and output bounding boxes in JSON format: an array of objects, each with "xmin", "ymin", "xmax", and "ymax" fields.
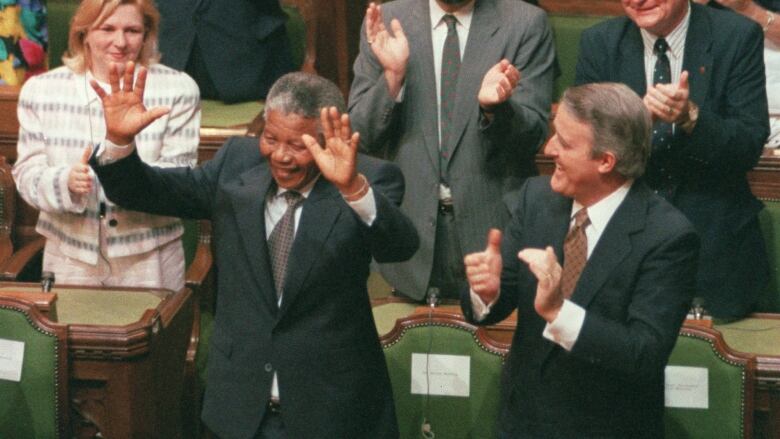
[
  {"xmin": 264, "ymin": 72, "xmax": 346, "ymax": 122},
  {"xmin": 560, "ymin": 82, "xmax": 652, "ymax": 179}
]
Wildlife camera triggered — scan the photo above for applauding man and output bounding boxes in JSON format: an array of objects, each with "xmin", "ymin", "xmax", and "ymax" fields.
[
  {"xmin": 90, "ymin": 66, "xmax": 418, "ymax": 439},
  {"xmin": 576, "ymin": 0, "xmax": 770, "ymax": 319},
  {"xmin": 462, "ymin": 83, "xmax": 699, "ymax": 438},
  {"xmin": 349, "ymin": 0, "xmax": 555, "ymax": 301}
]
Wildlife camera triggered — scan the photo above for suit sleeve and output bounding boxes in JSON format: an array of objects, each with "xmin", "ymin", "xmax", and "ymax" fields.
[
  {"xmin": 91, "ymin": 138, "xmax": 233, "ymax": 220},
  {"xmin": 479, "ymin": 8, "xmax": 555, "ymax": 161},
  {"xmin": 361, "ymin": 160, "xmax": 420, "ymax": 263},
  {"xmin": 681, "ymin": 23, "xmax": 768, "ymax": 175},
  {"xmin": 347, "ymin": 15, "xmax": 401, "ymax": 154},
  {"xmin": 570, "ymin": 224, "xmax": 699, "ymax": 380},
  {"xmin": 574, "ymin": 27, "xmax": 606, "ymax": 86}
]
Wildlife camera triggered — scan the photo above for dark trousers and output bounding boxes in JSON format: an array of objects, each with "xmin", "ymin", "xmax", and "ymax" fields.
[{"xmin": 429, "ymin": 205, "xmax": 468, "ymax": 299}]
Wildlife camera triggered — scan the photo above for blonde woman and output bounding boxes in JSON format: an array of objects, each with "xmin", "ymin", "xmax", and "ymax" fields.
[{"xmin": 13, "ymin": 0, "xmax": 200, "ymax": 290}]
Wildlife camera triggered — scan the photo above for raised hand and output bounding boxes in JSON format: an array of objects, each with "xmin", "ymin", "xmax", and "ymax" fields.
[
  {"xmin": 68, "ymin": 146, "xmax": 94, "ymax": 195},
  {"xmin": 518, "ymin": 246, "xmax": 564, "ymax": 322},
  {"xmin": 89, "ymin": 61, "xmax": 170, "ymax": 146},
  {"xmin": 365, "ymin": 2, "xmax": 409, "ymax": 96},
  {"xmin": 464, "ymin": 229, "xmax": 503, "ymax": 305},
  {"xmin": 478, "ymin": 59, "xmax": 521, "ymax": 110},
  {"xmin": 644, "ymin": 70, "xmax": 691, "ymax": 124},
  {"xmin": 301, "ymin": 107, "xmax": 362, "ymax": 194}
]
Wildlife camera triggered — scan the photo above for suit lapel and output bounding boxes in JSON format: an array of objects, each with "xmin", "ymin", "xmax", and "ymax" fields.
[
  {"xmin": 682, "ymin": 4, "xmax": 712, "ymax": 109},
  {"xmin": 618, "ymin": 23, "xmax": 647, "ymax": 97},
  {"xmin": 405, "ymin": 0, "xmax": 442, "ymax": 175},
  {"xmin": 232, "ymin": 165, "xmax": 278, "ymax": 313},
  {"xmin": 446, "ymin": 0, "xmax": 500, "ymax": 160},
  {"xmin": 277, "ymin": 178, "xmax": 342, "ymax": 317},
  {"xmin": 570, "ymin": 185, "xmax": 647, "ymax": 308}
]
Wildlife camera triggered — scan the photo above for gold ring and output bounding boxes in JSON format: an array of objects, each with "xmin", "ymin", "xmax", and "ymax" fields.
[
  {"xmin": 667, "ymin": 106, "xmax": 673, "ymax": 114},
  {"xmin": 367, "ymin": 39, "xmax": 375, "ymax": 44}
]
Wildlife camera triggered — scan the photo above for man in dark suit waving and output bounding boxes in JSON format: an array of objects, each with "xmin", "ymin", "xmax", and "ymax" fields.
[
  {"xmin": 575, "ymin": 0, "xmax": 770, "ymax": 319},
  {"xmin": 462, "ymin": 83, "xmax": 699, "ymax": 438},
  {"xmin": 88, "ymin": 67, "xmax": 418, "ymax": 438}
]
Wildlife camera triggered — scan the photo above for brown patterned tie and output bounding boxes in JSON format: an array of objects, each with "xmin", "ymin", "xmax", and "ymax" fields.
[
  {"xmin": 268, "ymin": 191, "xmax": 304, "ymax": 300},
  {"xmin": 560, "ymin": 208, "xmax": 590, "ymax": 298}
]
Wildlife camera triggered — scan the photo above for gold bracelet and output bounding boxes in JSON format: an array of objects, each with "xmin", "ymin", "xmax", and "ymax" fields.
[
  {"xmin": 764, "ymin": 10, "xmax": 775, "ymax": 32},
  {"xmin": 342, "ymin": 174, "xmax": 369, "ymax": 201}
]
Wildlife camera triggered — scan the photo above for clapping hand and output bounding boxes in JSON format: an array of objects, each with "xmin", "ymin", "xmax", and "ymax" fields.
[
  {"xmin": 67, "ymin": 146, "xmax": 93, "ymax": 195},
  {"xmin": 478, "ymin": 59, "xmax": 521, "ymax": 110},
  {"xmin": 518, "ymin": 246, "xmax": 564, "ymax": 322},
  {"xmin": 644, "ymin": 70, "xmax": 691, "ymax": 124},
  {"xmin": 89, "ymin": 61, "xmax": 170, "ymax": 146},
  {"xmin": 464, "ymin": 229, "xmax": 504, "ymax": 305}
]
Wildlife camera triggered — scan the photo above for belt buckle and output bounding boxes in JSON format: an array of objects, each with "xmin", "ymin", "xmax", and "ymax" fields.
[{"xmin": 438, "ymin": 199, "xmax": 454, "ymax": 214}]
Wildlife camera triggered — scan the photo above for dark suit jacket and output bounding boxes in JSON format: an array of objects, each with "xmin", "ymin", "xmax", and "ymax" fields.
[
  {"xmin": 93, "ymin": 138, "xmax": 419, "ymax": 439},
  {"xmin": 158, "ymin": 0, "xmax": 293, "ymax": 102},
  {"xmin": 575, "ymin": 3, "xmax": 770, "ymax": 318},
  {"xmin": 462, "ymin": 177, "xmax": 699, "ymax": 438},
  {"xmin": 348, "ymin": 0, "xmax": 555, "ymax": 299}
]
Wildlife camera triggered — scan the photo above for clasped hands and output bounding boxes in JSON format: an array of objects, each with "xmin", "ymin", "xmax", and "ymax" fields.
[
  {"xmin": 364, "ymin": 2, "xmax": 520, "ymax": 107},
  {"xmin": 464, "ymin": 229, "xmax": 564, "ymax": 322},
  {"xmin": 644, "ymin": 70, "xmax": 696, "ymax": 131}
]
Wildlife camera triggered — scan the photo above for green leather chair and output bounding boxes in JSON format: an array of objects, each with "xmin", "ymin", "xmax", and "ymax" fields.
[
  {"xmin": 548, "ymin": 15, "xmax": 610, "ymax": 100},
  {"xmin": 757, "ymin": 198, "xmax": 780, "ymax": 312},
  {"xmin": 381, "ymin": 312, "xmax": 508, "ymax": 439},
  {"xmin": 665, "ymin": 325, "xmax": 755, "ymax": 439},
  {"xmin": 0, "ymin": 295, "xmax": 69, "ymax": 438}
]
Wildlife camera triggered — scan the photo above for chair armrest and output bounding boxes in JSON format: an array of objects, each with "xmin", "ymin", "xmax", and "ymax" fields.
[
  {"xmin": 0, "ymin": 237, "xmax": 45, "ymax": 281},
  {"xmin": 184, "ymin": 220, "xmax": 213, "ymax": 291}
]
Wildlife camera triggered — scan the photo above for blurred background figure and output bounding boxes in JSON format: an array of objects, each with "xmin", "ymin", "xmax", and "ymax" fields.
[
  {"xmin": 158, "ymin": 0, "xmax": 294, "ymax": 103},
  {"xmin": 12, "ymin": 0, "xmax": 200, "ymax": 291},
  {"xmin": 0, "ymin": 0, "xmax": 47, "ymax": 85}
]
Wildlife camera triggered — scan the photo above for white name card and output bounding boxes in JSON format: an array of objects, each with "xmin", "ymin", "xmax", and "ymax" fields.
[
  {"xmin": 410, "ymin": 353, "xmax": 470, "ymax": 397},
  {"xmin": 0, "ymin": 338, "xmax": 25, "ymax": 382},
  {"xmin": 664, "ymin": 365, "xmax": 709, "ymax": 409}
]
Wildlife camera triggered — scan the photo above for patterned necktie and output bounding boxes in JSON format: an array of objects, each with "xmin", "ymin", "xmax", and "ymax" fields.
[
  {"xmin": 651, "ymin": 38, "xmax": 673, "ymax": 153},
  {"xmin": 560, "ymin": 208, "xmax": 590, "ymax": 298},
  {"xmin": 268, "ymin": 190, "xmax": 304, "ymax": 300},
  {"xmin": 440, "ymin": 14, "xmax": 461, "ymax": 159}
]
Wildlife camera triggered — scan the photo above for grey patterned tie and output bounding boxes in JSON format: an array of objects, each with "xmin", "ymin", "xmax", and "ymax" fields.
[
  {"xmin": 268, "ymin": 191, "xmax": 303, "ymax": 300},
  {"xmin": 560, "ymin": 208, "xmax": 590, "ymax": 298},
  {"xmin": 439, "ymin": 14, "xmax": 460, "ymax": 173}
]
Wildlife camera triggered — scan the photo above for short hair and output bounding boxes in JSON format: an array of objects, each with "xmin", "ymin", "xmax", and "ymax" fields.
[
  {"xmin": 264, "ymin": 72, "xmax": 347, "ymax": 123},
  {"xmin": 63, "ymin": 0, "xmax": 160, "ymax": 74},
  {"xmin": 560, "ymin": 83, "xmax": 652, "ymax": 179}
]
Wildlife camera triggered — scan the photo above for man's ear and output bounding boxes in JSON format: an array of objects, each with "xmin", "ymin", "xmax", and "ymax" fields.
[{"xmin": 597, "ymin": 151, "xmax": 617, "ymax": 174}]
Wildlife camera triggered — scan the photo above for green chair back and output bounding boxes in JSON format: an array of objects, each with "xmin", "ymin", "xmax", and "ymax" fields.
[
  {"xmin": 0, "ymin": 296, "xmax": 68, "ymax": 438},
  {"xmin": 548, "ymin": 15, "xmax": 610, "ymax": 100},
  {"xmin": 665, "ymin": 325, "xmax": 754, "ymax": 439},
  {"xmin": 382, "ymin": 313, "xmax": 507, "ymax": 439},
  {"xmin": 757, "ymin": 199, "xmax": 780, "ymax": 312},
  {"xmin": 46, "ymin": 0, "xmax": 79, "ymax": 69}
]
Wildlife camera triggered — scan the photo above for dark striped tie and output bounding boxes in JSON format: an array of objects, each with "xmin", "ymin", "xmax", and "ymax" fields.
[
  {"xmin": 268, "ymin": 191, "xmax": 303, "ymax": 300},
  {"xmin": 440, "ymin": 14, "xmax": 460, "ymax": 163}
]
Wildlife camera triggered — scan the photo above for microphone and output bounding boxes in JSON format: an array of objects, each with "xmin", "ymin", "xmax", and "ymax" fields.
[
  {"xmin": 691, "ymin": 297, "xmax": 706, "ymax": 320},
  {"xmin": 41, "ymin": 271, "xmax": 55, "ymax": 293},
  {"xmin": 426, "ymin": 287, "xmax": 440, "ymax": 309}
]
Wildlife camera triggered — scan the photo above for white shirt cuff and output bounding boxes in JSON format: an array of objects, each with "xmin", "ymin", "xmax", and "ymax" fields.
[
  {"xmin": 346, "ymin": 187, "xmax": 377, "ymax": 226},
  {"xmin": 542, "ymin": 299, "xmax": 586, "ymax": 351},
  {"xmin": 96, "ymin": 139, "xmax": 134, "ymax": 165},
  {"xmin": 395, "ymin": 84, "xmax": 405, "ymax": 103},
  {"xmin": 469, "ymin": 288, "xmax": 497, "ymax": 322}
]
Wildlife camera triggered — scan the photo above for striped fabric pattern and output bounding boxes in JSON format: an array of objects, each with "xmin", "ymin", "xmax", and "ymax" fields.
[{"xmin": 13, "ymin": 64, "xmax": 201, "ymax": 265}]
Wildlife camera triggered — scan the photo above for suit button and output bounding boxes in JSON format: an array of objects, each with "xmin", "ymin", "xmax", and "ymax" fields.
[
  {"xmin": 108, "ymin": 219, "xmax": 118, "ymax": 227},
  {"xmin": 264, "ymin": 363, "xmax": 273, "ymax": 372}
]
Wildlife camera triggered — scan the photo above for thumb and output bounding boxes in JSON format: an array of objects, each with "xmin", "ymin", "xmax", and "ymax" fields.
[
  {"xmin": 486, "ymin": 228, "xmax": 502, "ymax": 254},
  {"xmin": 80, "ymin": 146, "xmax": 93, "ymax": 164},
  {"xmin": 679, "ymin": 70, "xmax": 689, "ymax": 91}
]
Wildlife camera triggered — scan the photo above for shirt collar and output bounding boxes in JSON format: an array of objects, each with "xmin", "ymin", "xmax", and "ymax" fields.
[
  {"xmin": 429, "ymin": 0, "xmax": 475, "ymax": 32},
  {"xmin": 571, "ymin": 180, "xmax": 633, "ymax": 235},
  {"xmin": 273, "ymin": 174, "xmax": 319, "ymax": 200},
  {"xmin": 640, "ymin": 2, "xmax": 690, "ymax": 62}
]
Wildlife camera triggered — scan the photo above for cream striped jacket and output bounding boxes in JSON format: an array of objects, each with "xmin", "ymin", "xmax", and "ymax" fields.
[{"xmin": 13, "ymin": 64, "xmax": 201, "ymax": 265}]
